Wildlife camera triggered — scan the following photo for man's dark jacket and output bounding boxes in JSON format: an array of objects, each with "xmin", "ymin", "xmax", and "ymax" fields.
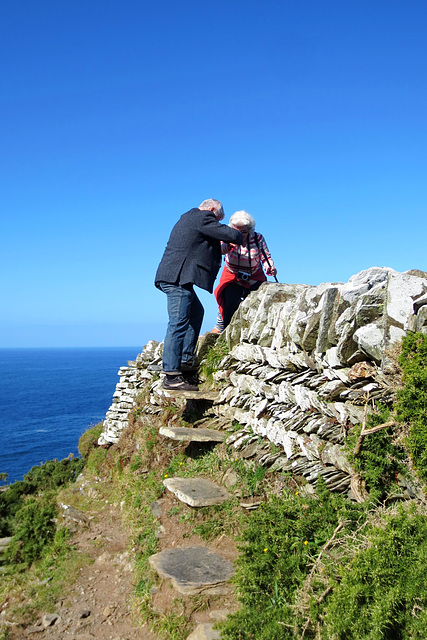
[{"xmin": 155, "ymin": 208, "xmax": 243, "ymax": 293}]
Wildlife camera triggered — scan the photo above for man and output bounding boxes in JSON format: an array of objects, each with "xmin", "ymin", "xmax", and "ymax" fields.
[{"xmin": 155, "ymin": 199, "xmax": 243, "ymax": 391}]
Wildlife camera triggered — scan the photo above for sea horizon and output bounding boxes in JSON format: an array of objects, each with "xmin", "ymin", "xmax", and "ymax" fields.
[{"xmin": 0, "ymin": 345, "xmax": 143, "ymax": 350}]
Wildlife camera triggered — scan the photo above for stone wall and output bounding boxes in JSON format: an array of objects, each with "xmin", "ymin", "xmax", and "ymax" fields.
[
  {"xmin": 98, "ymin": 267, "xmax": 427, "ymax": 494},
  {"xmin": 98, "ymin": 340, "xmax": 162, "ymax": 446}
]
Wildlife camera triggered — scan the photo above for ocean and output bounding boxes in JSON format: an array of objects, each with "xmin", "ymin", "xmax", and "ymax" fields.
[{"xmin": 0, "ymin": 347, "xmax": 141, "ymax": 484}]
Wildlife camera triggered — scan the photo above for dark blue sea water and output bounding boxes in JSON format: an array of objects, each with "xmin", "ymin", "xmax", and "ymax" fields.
[{"xmin": 0, "ymin": 348, "xmax": 140, "ymax": 483}]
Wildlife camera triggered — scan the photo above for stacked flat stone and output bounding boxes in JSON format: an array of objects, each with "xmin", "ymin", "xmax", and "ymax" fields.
[
  {"xmin": 98, "ymin": 365, "xmax": 138, "ymax": 444},
  {"xmin": 98, "ymin": 340, "xmax": 162, "ymax": 445},
  {"xmin": 209, "ymin": 267, "xmax": 427, "ymax": 495}
]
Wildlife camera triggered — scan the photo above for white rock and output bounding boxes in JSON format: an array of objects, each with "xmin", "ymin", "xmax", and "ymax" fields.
[
  {"xmin": 387, "ymin": 273, "xmax": 427, "ymax": 328},
  {"xmin": 324, "ymin": 346, "xmax": 342, "ymax": 368},
  {"xmin": 348, "ymin": 266, "xmax": 396, "ymax": 286},
  {"xmin": 354, "ymin": 323, "xmax": 384, "ymax": 362}
]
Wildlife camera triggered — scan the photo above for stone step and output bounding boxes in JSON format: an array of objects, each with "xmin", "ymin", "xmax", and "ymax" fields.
[
  {"xmin": 164, "ymin": 477, "xmax": 231, "ymax": 507},
  {"xmin": 163, "ymin": 389, "xmax": 219, "ymax": 401},
  {"xmin": 159, "ymin": 426, "xmax": 226, "ymax": 443},
  {"xmin": 148, "ymin": 546, "xmax": 234, "ymax": 595}
]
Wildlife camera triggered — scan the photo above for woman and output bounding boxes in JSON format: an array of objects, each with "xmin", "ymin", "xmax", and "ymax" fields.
[{"xmin": 212, "ymin": 211, "xmax": 277, "ymax": 332}]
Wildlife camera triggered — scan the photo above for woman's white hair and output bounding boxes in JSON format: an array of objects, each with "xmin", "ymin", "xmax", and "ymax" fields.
[{"xmin": 229, "ymin": 210, "xmax": 256, "ymax": 231}]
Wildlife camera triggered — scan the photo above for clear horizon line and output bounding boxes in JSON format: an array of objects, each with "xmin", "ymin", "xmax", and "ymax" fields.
[{"xmin": 0, "ymin": 345, "xmax": 144, "ymax": 350}]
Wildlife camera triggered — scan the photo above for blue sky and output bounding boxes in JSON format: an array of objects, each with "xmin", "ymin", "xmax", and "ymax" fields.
[{"xmin": 2, "ymin": 0, "xmax": 426, "ymax": 347}]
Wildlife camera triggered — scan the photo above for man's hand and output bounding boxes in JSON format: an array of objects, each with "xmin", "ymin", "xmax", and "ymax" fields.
[{"xmin": 266, "ymin": 266, "xmax": 277, "ymax": 277}]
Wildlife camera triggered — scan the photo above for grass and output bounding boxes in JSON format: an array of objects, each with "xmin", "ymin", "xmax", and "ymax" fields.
[
  {"xmin": 154, "ymin": 605, "xmax": 192, "ymax": 640},
  {"xmin": 192, "ymin": 500, "xmax": 243, "ymax": 541},
  {"xmin": 85, "ymin": 446, "xmax": 109, "ymax": 474},
  {"xmin": 199, "ymin": 334, "xmax": 229, "ymax": 385},
  {"xmin": 78, "ymin": 422, "xmax": 104, "ymax": 459},
  {"xmin": 0, "ymin": 628, "xmax": 11, "ymax": 640},
  {"xmin": 229, "ymin": 458, "xmax": 268, "ymax": 496}
]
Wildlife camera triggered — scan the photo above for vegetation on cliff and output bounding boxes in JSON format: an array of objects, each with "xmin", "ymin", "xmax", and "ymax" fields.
[
  {"xmin": 220, "ymin": 488, "xmax": 427, "ymax": 639},
  {"xmin": 0, "ymin": 456, "xmax": 88, "ymax": 639},
  {"xmin": 0, "ymin": 457, "xmax": 84, "ymax": 562}
]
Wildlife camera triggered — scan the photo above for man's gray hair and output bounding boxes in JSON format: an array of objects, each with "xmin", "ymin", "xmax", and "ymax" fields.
[
  {"xmin": 229, "ymin": 210, "xmax": 256, "ymax": 231},
  {"xmin": 199, "ymin": 199, "xmax": 225, "ymax": 221}
]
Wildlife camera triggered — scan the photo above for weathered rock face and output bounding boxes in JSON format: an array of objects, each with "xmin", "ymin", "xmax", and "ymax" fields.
[{"xmin": 98, "ymin": 267, "xmax": 427, "ymax": 495}]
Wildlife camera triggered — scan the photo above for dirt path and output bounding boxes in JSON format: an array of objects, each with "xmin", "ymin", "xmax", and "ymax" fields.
[
  {"xmin": 8, "ymin": 482, "xmax": 238, "ymax": 640},
  {"xmin": 17, "ymin": 500, "xmax": 156, "ymax": 640}
]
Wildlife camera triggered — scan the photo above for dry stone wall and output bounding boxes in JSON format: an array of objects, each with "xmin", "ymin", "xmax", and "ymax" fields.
[
  {"xmin": 98, "ymin": 267, "xmax": 427, "ymax": 495},
  {"xmin": 98, "ymin": 340, "xmax": 162, "ymax": 445}
]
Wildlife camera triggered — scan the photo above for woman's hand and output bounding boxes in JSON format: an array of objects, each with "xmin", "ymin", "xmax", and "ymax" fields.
[{"xmin": 266, "ymin": 266, "xmax": 277, "ymax": 277}]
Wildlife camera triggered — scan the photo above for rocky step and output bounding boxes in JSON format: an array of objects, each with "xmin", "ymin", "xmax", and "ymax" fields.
[
  {"xmin": 162, "ymin": 389, "xmax": 219, "ymax": 401},
  {"xmin": 159, "ymin": 426, "xmax": 226, "ymax": 443},
  {"xmin": 148, "ymin": 546, "xmax": 234, "ymax": 595},
  {"xmin": 164, "ymin": 477, "xmax": 231, "ymax": 507}
]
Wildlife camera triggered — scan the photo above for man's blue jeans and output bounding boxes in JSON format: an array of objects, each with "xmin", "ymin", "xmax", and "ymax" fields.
[{"xmin": 158, "ymin": 282, "xmax": 204, "ymax": 374}]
